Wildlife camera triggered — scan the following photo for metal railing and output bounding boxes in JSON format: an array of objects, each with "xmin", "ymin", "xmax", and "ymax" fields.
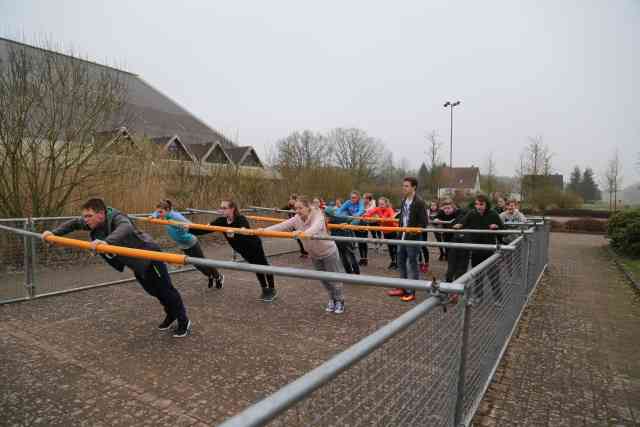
[
  {"xmin": 217, "ymin": 222, "xmax": 550, "ymax": 427},
  {"xmin": 0, "ymin": 211, "xmax": 300, "ymax": 303},
  {"xmin": 0, "ymin": 213, "xmax": 550, "ymax": 426}
]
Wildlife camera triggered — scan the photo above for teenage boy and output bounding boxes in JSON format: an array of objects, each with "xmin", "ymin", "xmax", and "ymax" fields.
[
  {"xmin": 386, "ymin": 177, "xmax": 428, "ymax": 302},
  {"xmin": 41, "ymin": 198, "xmax": 192, "ymax": 337},
  {"xmin": 454, "ymin": 194, "xmax": 504, "ymax": 303}
]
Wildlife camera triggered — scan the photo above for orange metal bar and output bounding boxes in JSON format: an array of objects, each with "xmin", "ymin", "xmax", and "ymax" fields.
[
  {"xmin": 328, "ymin": 223, "xmax": 423, "ymax": 234},
  {"xmin": 44, "ymin": 235, "xmax": 187, "ymax": 265},
  {"xmin": 144, "ymin": 215, "xmax": 420, "ymax": 235},
  {"xmin": 138, "ymin": 217, "xmax": 305, "ymax": 239},
  {"xmin": 246, "ymin": 214, "xmax": 399, "ymax": 225}
]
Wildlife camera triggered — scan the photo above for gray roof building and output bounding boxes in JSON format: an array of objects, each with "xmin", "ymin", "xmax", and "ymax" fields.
[{"xmin": 0, "ymin": 37, "xmax": 268, "ymax": 170}]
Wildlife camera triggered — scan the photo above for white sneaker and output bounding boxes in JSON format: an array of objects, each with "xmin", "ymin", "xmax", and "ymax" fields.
[
  {"xmin": 325, "ymin": 299, "xmax": 336, "ymax": 312},
  {"xmin": 334, "ymin": 300, "xmax": 345, "ymax": 314}
]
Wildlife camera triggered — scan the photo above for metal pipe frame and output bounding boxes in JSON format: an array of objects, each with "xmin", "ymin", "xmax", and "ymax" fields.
[
  {"xmin": 185, "ymin": 256, "xmax": 463, "ymax": 294},
  {"xmin": 0, "ymin": 224, "xmax": 464, "ymax": 295},
  {"xmin": 218, "ymin": 296, "xmax": 443, "ymax": 427},
  {"xmin": 131, "ymin": 215, "xmax": 516, "ymax": 252},
  {"xmin": 194, "ymin": 207, "xmax": 533, "ymax": 235}
]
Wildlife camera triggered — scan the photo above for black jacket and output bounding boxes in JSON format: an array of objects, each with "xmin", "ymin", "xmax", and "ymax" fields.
[
  {"xmin": 398, "ymin": 195, "xmax": 427, "ymax": 240},
  {"xmin": 459, "ymin": 208, "xmax": 504, "ymax": 244},
  {"xmin": 52, "ymin": 208, "xmax": 161, "ymax": 276},
  {"xmin": 190, "ymin": 215, "xmax": 265, "ymax": 258}
]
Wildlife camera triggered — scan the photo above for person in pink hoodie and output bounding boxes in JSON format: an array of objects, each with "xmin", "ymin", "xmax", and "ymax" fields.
[{"xmin": 263, "ymin": 196, "xmax": 345, "ymax": 314}]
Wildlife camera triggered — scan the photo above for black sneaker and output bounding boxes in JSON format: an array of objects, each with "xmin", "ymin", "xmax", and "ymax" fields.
[
  {"xmin": 261, "ymin": 288, "xmax": 278, "ymax": 303},
  {"xmin": 173, "ymin": 320, "xmax": 192, "ymax": 338},
  {"xmin": 215, "ymin": 272, "xmax": 224, "ymax": 289},
  {"xmin": 388, "ymin": 262, "xmax": 398, "ymax": 270},
  {"xmin": 358, "ymin": 258, "xmax": 368, "ymax": 266},
  {"xmin": 158, "ymin": 315, "xmax": 176, "ymax": 331}
]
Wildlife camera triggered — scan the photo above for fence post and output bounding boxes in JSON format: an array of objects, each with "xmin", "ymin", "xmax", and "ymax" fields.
[
  {"xmin": 30, "ymin": 218, "xmax": 38, "ymax": 297},
  {"xmin": 453, "ymin": 290, "xmax": 473, "ymax": 426},
  {"xmin": 22, "ymin": 219, "xmax": 35, "ymax": 298},
  {"xmin": 521, "ymin": 235, "xmax": 530, "ymax": 300}
]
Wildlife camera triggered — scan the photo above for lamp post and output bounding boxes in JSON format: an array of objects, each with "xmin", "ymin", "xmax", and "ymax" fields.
[{"xmin": 443, "ymin": 100, "xmax": 461, "ymax": 169}]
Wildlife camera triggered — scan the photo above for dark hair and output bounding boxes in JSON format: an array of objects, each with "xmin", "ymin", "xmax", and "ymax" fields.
[
  {"xmin": 81, "ymin": 198, "xmax": 107, "ymax": 213},
  {"xmin": 475, "ymin": 194, "xmax": 490, "ymax": 205},
  {"xmin": 156, "ymin": 199, "xmax": 172, "ymax": 210},
  {"xmin": 403, "ymin": 176, "xmax": 418, "ymax": 189},
  {"xmin": 221, "ymin": 198, "xmax": 241, "ymax": 218}
]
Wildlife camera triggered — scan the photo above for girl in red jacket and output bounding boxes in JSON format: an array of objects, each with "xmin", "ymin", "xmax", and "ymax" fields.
[{"xmin": 363, "ymin": 197, "xmax": 399, "ymax": 269}]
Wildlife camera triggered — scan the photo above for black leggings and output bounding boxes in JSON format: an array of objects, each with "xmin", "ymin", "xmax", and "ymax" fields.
[
  {"xmin": 434, "ymin": 232, "xmax": 445, "ymax": 256},
  {"xmin": 238, "ymin": 244, "xmax": 275, "ymax": 289},
  {"xmin": 337, "ymin": 241, "xmax": 360, "ymax": 274},
  {"xmin": 183, "ymin": 242, "xmax": 220, "ymax": 279},
  {"xmin": 383, "ymin": 232, "xmax": 397, "ymax": 263},
  {"xmin": 296, "ymin": 239, "xmax": 308, "ymax": 255},
  {"xmin": 354, "ymin": 230, "xmax": 368, "ymax": 259},
  {"xmin": 136, "ymin": 262, "xmax": 188, "ymax": 323},
  {"xmin": 420, "ymin": 232, "xmax": 429, "ymax": 263}
]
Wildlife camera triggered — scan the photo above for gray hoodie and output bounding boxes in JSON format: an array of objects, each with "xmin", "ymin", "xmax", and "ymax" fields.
[{"xmin": 52, "ymin": 207, "xmax": 161, "ymax": 276}]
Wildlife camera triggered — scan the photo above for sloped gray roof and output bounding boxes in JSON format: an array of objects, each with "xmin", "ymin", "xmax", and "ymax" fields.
[
  {"xmin": 188, "ymin": 143, "xmax": 213, "ymax": 161},
  {"xmin": 0, "ymin": 37, "xmax": 235, "ymax": 149},
  {"xmin": 225, "ymin": 146, "xmax": 252, "ymax": 165}
]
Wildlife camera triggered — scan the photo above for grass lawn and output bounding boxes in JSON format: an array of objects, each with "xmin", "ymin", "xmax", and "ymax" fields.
[{"xmin": 619, "ymin": 256, "xmax": 640, "ymax": 281}]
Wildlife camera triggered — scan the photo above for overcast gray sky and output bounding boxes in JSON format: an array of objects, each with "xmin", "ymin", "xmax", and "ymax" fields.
[{"xmin": 2, "ymin": 0, "xmax": 638, "ymax": 183}]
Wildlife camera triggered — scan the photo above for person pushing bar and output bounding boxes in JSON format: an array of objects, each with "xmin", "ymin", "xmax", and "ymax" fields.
[{"xmin": 41, "ymin": 198, "xmax": 192, "ymax": 338}]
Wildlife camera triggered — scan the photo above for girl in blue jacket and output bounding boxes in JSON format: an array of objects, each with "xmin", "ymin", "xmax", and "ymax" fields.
[{"xmin": 153, "ymin": 200, "xmax": 224, "ymax": 289}]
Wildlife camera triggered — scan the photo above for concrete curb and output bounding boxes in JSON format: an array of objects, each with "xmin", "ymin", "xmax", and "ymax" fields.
[{"xmin": 606, "ymin": 246, "xmax": 640, "ymax": 292}]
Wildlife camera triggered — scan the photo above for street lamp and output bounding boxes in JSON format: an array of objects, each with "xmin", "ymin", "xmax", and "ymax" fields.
[{"xmin": 443, "ymin": 100, "xmax": 461, "ymax": 169}]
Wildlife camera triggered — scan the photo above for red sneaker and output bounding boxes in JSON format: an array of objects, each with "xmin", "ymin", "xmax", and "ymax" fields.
[
  {"xmin": 420, "ymin": 263, "xmax": 429, "ymax": 274},
  {"xmin": 400, "ymin": 293, "xmax": 416, "ymax": 302},
  {"xmin": 386, "ymin": 288, "xmax": 405, "ymax": 297}
]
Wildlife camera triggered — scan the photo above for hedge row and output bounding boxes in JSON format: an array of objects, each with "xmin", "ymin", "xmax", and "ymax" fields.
[{"xmin": 522, "ymin": 208, "xmax": 610, "ymax": 218}]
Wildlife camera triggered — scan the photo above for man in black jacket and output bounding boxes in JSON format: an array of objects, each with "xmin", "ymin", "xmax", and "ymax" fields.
[
  {"xmin": 387, "ymin": 177, "xmax": 428, "ymax": 302},
  {"xmin": 41, "ymin": 198, "xmax": 191, "ymax": 337},
  {"xmin": 454, "ymin": 194, "xmax": 504, "ymax": 303}
]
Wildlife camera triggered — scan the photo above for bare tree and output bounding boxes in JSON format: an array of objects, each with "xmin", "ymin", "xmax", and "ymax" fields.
[
  {"xmin": 328, "ymin": 127, "xmax": 383, "ymax": 186},
  {"xmin": 0, "ymin": 38, "xmax": 131, "ymax": 217},
  {"xmin": 425, "ymin": 130, "xmax": 444, "ymax": 196},
  {"xmin": 483, "ymin": 152, "xmax": 497, "ymax": 195},
  {"xmin": 273, "ymin": 130, "xmax": 331, "ymax": 170},
  {"xmin": 519, "ymin": 135, "xmax": 552, "ymax": 201},
  {"xmin": 604, "ymin": 149, "xmax": 623, "ymax": 211}
]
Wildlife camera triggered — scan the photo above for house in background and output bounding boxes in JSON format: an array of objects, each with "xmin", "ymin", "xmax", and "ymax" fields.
[
  {"xmin": 0, "ymin": 37, "xmax": 278, "ymax": 178},
  {"xmin": 437, "ymin": 167, "xmax": 482, "ymax": 199}
]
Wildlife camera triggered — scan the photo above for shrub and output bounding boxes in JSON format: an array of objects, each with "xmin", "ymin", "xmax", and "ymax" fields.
[
  {"xmin": 564, "ymin": 218, "xmax": 607, "ymax": 233},
  {"xmin": 520, "ymin": 208, "xmax": 611, "ymax": 218},
  {"xmin": 608, "ymin": 208, "xmax": 640, "ymax": 257},
  {"xmin": 549, "ymin": 220, "xmax": 565, "ymax": 232}
]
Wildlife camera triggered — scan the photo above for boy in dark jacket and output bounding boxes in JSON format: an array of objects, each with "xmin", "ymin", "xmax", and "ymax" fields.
[
  {"xmin": 454, "ymin": 194, "xmax": 504, "ymax": 303},
  {"xmin": 386, "ymin": 177, "xmax": 428, "ymax": 302},
  {"xmin": 41, "ymin": 198, "xmax": 191, "ymax": 337}
]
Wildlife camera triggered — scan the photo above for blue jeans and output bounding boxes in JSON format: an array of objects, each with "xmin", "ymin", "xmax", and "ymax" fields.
[{"xmin": 397, "ymin": 245, "xmax": 420, "ymax": 295}]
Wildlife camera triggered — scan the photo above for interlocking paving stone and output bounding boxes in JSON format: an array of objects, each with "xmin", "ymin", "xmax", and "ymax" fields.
[{"xmin": 473, "ymin": 233, "xmax": 640, "ymax": 426}]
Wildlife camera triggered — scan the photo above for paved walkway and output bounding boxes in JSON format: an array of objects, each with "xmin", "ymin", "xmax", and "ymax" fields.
[{"xmin": 473, "ymin": 233, "xmax": 640, "ymax": 426}]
